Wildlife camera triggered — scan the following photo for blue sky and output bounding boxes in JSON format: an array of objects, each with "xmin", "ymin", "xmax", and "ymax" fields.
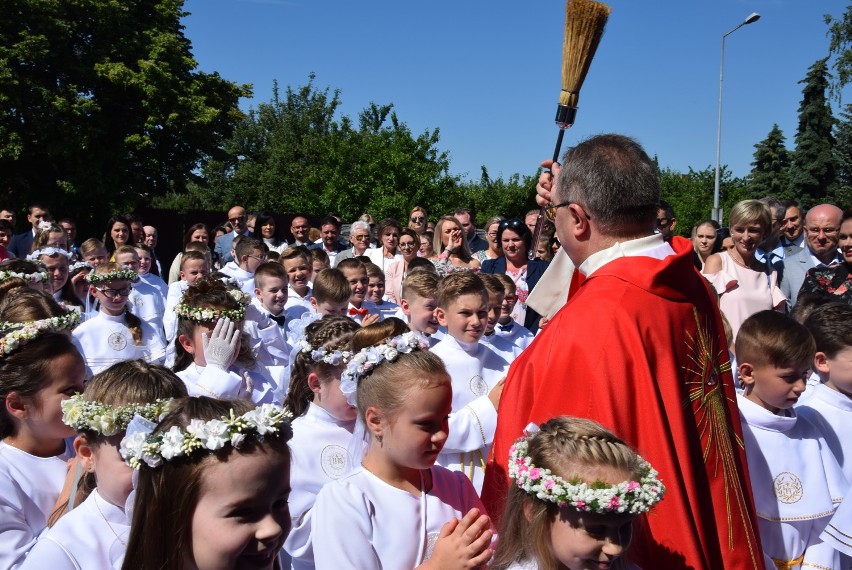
[{"xmin": 183, "ymin": 0, "xmax": 850, "ymax": 183}]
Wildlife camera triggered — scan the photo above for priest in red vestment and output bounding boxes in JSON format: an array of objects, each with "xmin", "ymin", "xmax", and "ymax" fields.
[{"xmin": 481, "ymin": 134, "xmax": 765, "ymax": 570}]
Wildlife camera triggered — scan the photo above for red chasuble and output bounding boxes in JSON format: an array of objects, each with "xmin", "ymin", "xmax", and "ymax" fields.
[{"xmin": 481, "ymin": 237, "xmax": 765, "ymax": 570}]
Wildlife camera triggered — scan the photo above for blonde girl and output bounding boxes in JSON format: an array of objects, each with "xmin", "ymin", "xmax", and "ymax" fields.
[
  {"xmin": 491, "ymin": 416, "xmax": 665, "ymax": 570},
  {"xmin": 70, "ymin": 263, "xmax": 166, "ymax": 375},
  {"xmin": 30, "ymin": 222, "xmax": 69, "ymax": 253},
  {"xmin": 22, "ymin": 360, "xmax": 188, "ymax": 569},
  {"xmin": 433, "ymin": 216, "xmax": 480, "ymax": 272},
  {"xmin": 120, "ymin": 397, "xmax": 293, "ymax": 570},
  {"xmin": 0, "ymin": 311, "xmax": 84, "ymax": 568},
  {"xmin": 173, "ymin": 275, "xmax": 279, "ymax": 404},
  {"xmin": 283, "ymin": 316, "xmax": 359, "ymax": 569},
  {"xmin": 311, "ymin": 319, "xmax": 493, "ymax": 569}
]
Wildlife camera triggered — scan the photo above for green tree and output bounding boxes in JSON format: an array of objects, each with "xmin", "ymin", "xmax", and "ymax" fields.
[
  {"xmin": 0, "ymin": 0, "xmax": 248, "ymax": 225},
  {"xmin": 826, "ymin": 5, "xmax": 852, "ymax": 96},
  {"xmin": 749, "ymin": 125, "xmax": 791, "ymax": 198},
  {"xmin": 660, "ymin": 165, "xmax": 749, "ymax": 234},
  {"xmin": 459, "ymin": 166, "xmax": 538, "ymax": 226},
  {"xmin": 788, "ymin": 58, "xmax": 837, "ymax": 208},
  {"xmin": 833, "ymin": 103, "xmax": 852, "ymax": 206}
]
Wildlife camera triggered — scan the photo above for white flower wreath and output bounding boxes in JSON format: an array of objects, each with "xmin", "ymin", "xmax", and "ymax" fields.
[
  {"xmin": 87, "ymin": 269, "xmax": 139, "ymax": 285},
  {"xmin": 339, "ymin": 331, "xmax": 430, "ymax": 406},
  {"xmin": 27, "ymin": 247, "xmax": 73, "ymax": 261},
  {"xmin": 0, "ymin": 269, "xmax": 50, "ymax": 284},
  {"xmin": 61, "ymin": 394, "xmax": 175, "ymax": 437},
  {"xmin": 508, "ymin": 434, "xmax": 665, "ymax": 515},
  {"xmin": 119, "ymin": 404, "xmax": 292, "ymax": 469},
  {"xmin": 298, "ymin": 339, "xmax": 352, "ymax": 366},
  {"xmin": 0, "ymin": 312, "xmax": 82, "ymax": 357}
]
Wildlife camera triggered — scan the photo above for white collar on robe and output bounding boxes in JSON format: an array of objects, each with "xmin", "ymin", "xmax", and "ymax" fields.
[
  {"xmin": 306, "ymin": 401, "xmax": 357, "ymax": 430},
  {"xmin": 737, "ymin": 393, "xmax": 797, "ymax": 432},
  {"xmin": 579, "ymin": 233, "xmax": 675, "ymax": 277},
  {"xmin": 812, "ymin": 383, "xmax": 852, "ymax": 413},
  {"xmin": 93, "ymin": 311, "xmax": 129, "ymax": 324},
  {"xmin": 438, "ymin": 333, "xmax": 480, "ymax": 356}
]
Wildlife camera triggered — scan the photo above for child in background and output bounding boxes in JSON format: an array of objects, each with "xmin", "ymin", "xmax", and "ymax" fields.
[
  {"xmin": 172, "ymin": 276, "xmax": 279, "ymax": 404},
  {"xmin": 22, "ymin": 360, "xmax": 187, "ymax": 569},
  {"xmin": 337, "ymin": 258, "xmax": 380, "ymax": 325},
  {"xmin": 736, "ymin": 310, "xmax": 847, "ymax": 569},
  {"xmin": 119, "ymin": 397, "xmax": 293, "ymax": 570},
  {"xmin": 114, "ymin": 245, "xmax": 165, "ymax": 335},
  {"xmin": 0, "ymin": 325, "xmax": 84, "ymax": 569},
  {"xmin": 283, "ymin": 316, "xmax": 360, "ymax": 569},
  {"xmin": 220, "ymin": 236, "xmax": 266, "ymax": 295},
  {"xmin": 286, "ymin": 268, "xmax": 352, "ymax": 357},
  {"xmin": 27, "ymin": 246, "xmax": 71, "ymax": 302},
  {"xmin": 79, "ymin": 238, "xmax": 108, "ymax": 267},
  {"xmin": 72, "ymin": 263, "xmax": 166, "ymax": 375},
  {"xmin": 312, "ymin": 321, "xmax": 494, "ymax": 569},
  {"xmin": 399, "ymin": 270, "xmax": 442, "ymax": 347},
  {"xmin": 282, "ymin": 247, "xmax": 313, "ymax": 314},
  {"xmin": 310, "ymin": 248, "xmax": 330, "ymax": 278},
  {"xmin": 431, "ymin": 272, "xmax": 508, "ymax": 492},
  {"xmin": 244, "ymin": 261, "xmax": 290, "ymax": 370},
  {"xmin": 491, "ymin": 416, "xmax": 666, "ymax": 570},
  {"xmin": 365, "ymin": 262, "xmax": 400, "ymax": 320},
  {"xmin": 479, "ymin": 274, "xmax": 522, "ymax": 362},
  {"xmin": 493, "ymin": 273, "xmax": 534, "ymax": 350},
  {"xmin": 798, "ymin": 303, "xmax": 852, "ymax": 481},
  {"xmin": 163, "ymin": 248, "xmax": 211, "ymax": 364},
  {"xmin": 135, "ymin": 244, "xmax": 168, "ymax": 299}
]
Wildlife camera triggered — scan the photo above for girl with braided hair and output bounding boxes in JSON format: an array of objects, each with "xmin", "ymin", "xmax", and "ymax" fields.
[
  {"xmin": 491, "ymin": 416, "xmax": 665, "ymax": 570},
  {"xmin": 283, "ymin": 316, "xmax": 360, "ymax": 569}
]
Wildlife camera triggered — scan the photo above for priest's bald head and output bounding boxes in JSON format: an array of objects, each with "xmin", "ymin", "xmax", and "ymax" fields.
[{"xmin": 553, "ymin": 134, "xmax": 659, "ymax": 267}]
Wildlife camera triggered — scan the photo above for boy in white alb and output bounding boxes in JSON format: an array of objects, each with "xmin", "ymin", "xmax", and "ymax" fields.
[
  {"xmin": 400, "ymin": 271, "xmax": 442, "ymax": 348},
  {"xmin": 492, "ymin": 273, "xmax": 534, "ymax": 351},
  {"xmin": 114, "ymin": 246, "xmax": 165, "ymax": 338},
  {"xmin": 431, "ymin": 272, "xmax": 508, "ymax": 493},
  {"xmin": 479, "ymin": 274, "xmax": 522, "ymax": 363},
  {"xmin": 218, "ymin": 236, "xmax": 265, "ymax": 295},
  {"xmin": 365, "ymin": 262, "xmax": 401, "ymax": 320},
  {"xmin": 736, "ymin": 311, "xmax": 849, "ymax": 569},
  {"xmin": 135, "ymin": 244, "xmax": 168, "ymax": 299},
  {"xmin": 281, "ymin": 247, "xmax": 312, "ymax": 319},
  {"xmin": 245, "ymin": 261, "xmax": 289, "ymax": 369}
]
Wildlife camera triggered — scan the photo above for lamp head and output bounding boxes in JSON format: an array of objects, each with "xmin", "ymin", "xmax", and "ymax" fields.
[{"xmin": 744, "ymin": 12, "xmax": 760, "ymax": 25}]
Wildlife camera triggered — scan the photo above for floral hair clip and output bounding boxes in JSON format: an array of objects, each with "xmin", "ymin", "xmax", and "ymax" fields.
[
  {"xmin": 61, "ymin": 394, "xmax": 175, "ymax": 436},
  {"xmin": 87, "ymin": 269, "xmax": 139, "ymax": 285},
  {"xmin": 508, "ymin": 436, "xmax": 665, "ymax": 515},
  {"xmin": 0, "ymin": 312, "xmax": 82, "ymax": 357},
  {"xmin": 298, "ymin": 339, "xmax": 352, "ymax": 366},
  {"xmin": 119, "ymin": 404, "xmax": 292, "ymax": 469},
  {"xmin": 339, "ymin": 331, "xmax": 430, "ymax": 406},
  {"xmin": 37, "ymin": 220, "xmax": 54, "ymax": 231},
  {"xmin": 0, "ymin": 269, "xmax": 50, "ymax": 284},
  {"xmin": 27, "ymin": 247, "xmax": 73, "ymax": 261}
]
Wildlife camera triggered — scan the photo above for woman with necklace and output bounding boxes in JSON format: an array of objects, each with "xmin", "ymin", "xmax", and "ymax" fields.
[{"xmin": 703, "ymin": 200, "xmax": 786, "ymax": 341}]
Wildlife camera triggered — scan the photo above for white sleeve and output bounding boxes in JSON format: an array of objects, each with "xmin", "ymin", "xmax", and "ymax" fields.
[
  {"xmin": 0, "ymin": 479, "xmax": 41, "ymax": 570},
  {"xmin": 183, "ymin": 367, "xmax": 245, "ymax": 400},
  {"xmin": 441, "ymin": 396, "xmax": 497, "ymax": 454},
  {"xmin": 312, "ymin": 483, "xmax": 381, "ymax": 570},
  {"xmin": 18, "ymin": 536, "xmax": 79, "ymax": 570},
  {"xmin": 283, "ymin": 507, "xmax": 315, "ymax": 568},
  {"xmin": 163, "ymin": 285, "xmax": 183, "ymax": 344}
]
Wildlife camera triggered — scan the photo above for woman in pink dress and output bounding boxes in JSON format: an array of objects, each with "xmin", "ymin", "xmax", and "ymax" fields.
[{"xmin": 703, "ymin": 200, "xmax": 786, "ymax": 341}]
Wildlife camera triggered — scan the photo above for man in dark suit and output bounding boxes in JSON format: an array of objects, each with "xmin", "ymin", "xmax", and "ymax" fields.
[
  {"xmin": 8, "ymin": 203, "xmax": 50, "ymax": 258},
  {"xmin": 780, "ymin": 203, "xmax": 843, "ymax": 309},
  {"xmin": 214, "ymin": 205, "xmax": 251, "ymax": 264},
  {"xmin": 454, "ymin": 207, "xmax": 488, "ymax": 254}
]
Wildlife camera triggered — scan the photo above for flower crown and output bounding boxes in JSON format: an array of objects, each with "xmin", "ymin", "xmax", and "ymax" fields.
[
  {"xmin": 340, "ymin": 332, "xmax": 430, "ymax": 406},
  {"xmin": 298, "ymin": 339, "xmax": 352, "ymax": 366},
  {"xmin": 69, "ymin": 261, "xmax": 94, "ymax": 274},
  {"xmin": 0, "ymin": 312, "xmax": 82, "ymax": 357},
  {"xmin": 174, "ymin": 288, "xmax": 249, "ymax": 323},
  {"xmin": 37, "ymin": 220, "xmax": 54, "ymax": 231},
  {"xmin": 508, "ymin": 429, "xmax": 665, "ymax": 515},
  {"xmin": 119, "ymin": 404, "xmax": 292, "ymax": 469},
  {"xmin": 0, "ymin": 269, "xmax": 50, "ymax": 284},
  {"xmin": 27, "ymin": 247, "xmax": 73, "ymax": 261},
  {"xmin": 61, "ymin": 394, "xmax": 175, "ymax": 436},
  {"xmin": 87, "ymin": 269, "xmax": 139, "ymax": 285}
]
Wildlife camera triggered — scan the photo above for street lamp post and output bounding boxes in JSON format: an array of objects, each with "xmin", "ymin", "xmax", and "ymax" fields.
[{"xmin": 712, "ymin": 12, "xmax": 760, "ymax": 223}]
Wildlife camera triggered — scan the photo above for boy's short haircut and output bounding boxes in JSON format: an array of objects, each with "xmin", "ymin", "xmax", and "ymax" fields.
[
  {"xmin": 337, "ymin": 258, "xmax": 366, "ymax": 274},
  {"xmin": 80, "ymin": 238, "xmax": 105, "ymax": 258},
  {"xmin": 437, "ymin": 272, "xmax": 487, "ymax": 309},
  {"xmin": 183, "ymin": 241, "xmax": 210, "ymax": 255},
  {"xmin": 735, "ymin": 310, "xmax": 815, "ymax": 368},
  {"xmin": 479, "ymin": 274, "xmax": 505, "ymax": 297},
  {"xmin": 364, "ymin": 262, "xmax": 384, "ymax": 281},
  {"xmin": 235, "ymin": 237, "xmax": 263, "ymax": 261},
  {"xmin": 790, "ymin": 294, "xmax": 833, "ymax": 324},
  {"xmin": 254, "ymin": 261, "xmax": 287, "ymax": 290},
  {"xmin": 310, "ymin": 248, "xmax": 330, "ymax": 266},
  {"xmin": 407, "ymin": 257, "xmax": 437, "ymax": 275},
  {"xmin": 803, "ymin": 302, "xmax": 852, "ymax": 359},
  {"xmin": 402, "ymin": 271, "xmax": 439, "ymax": 301},
  {"xmin": 354, "ymin": 255, "xmax": 371, "ymax": 265},
  {"xmin": 114, "ymin": 245, "xmax": 138, "ymax": 258},
  {"xmin": 134, "ymin": 243, "xmax": 153, "ymax": 255},
  {"xmin": 266, "ymin": 251, "xmax": 280, "ymax": 263},
  {"xmin": 180, "ymin": 250, "xmax": 207, "ymax": 269},
  {"xmin": 312, "ymin": 268, "xmax": 351, "ymax": 304},
  {"xmin": 280, "ymin": 246, "xmax": 310, "ymax": 265},
  {"xmin": 493, "ymin": 273, "xmax": 517, "ymax": 296}
]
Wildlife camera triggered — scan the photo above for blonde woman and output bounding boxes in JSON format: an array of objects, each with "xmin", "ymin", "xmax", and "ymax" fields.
[{"xmin": 432, "ymin": 216, "xmax": 480, "ymax": 272}]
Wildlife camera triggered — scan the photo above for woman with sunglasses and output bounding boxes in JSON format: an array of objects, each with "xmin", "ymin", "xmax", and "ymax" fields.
[
  {"xmin": 480, "ymin": 218, "xmax": 549, "ymax": 332},
  {"xmin": 407, "ymin": 206, "xmax": 428, "ymax": 236},
  {"xmin": 383, "ymin": 228, "xmax": 421, "ymax": 303},
  {"xmin": 473, "ymin": 216, "xmax": 505, "ymax": 264}
]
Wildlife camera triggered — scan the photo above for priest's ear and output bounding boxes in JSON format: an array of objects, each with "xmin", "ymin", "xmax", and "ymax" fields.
[{"xmin": 737, "ymin": 362, "xmax": 755, "ymax": 394}]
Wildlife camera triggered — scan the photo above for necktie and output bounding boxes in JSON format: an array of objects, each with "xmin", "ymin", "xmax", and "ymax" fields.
[{"xmin": 349, "ymin": 307, "xmax": 369, "ymax": 316}]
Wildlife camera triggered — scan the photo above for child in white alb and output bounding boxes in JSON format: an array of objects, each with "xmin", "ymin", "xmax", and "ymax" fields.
[
  {"xmin": 243, "ymin": 261, "xmax": 290, "ymax": 372},
  {"xmin": 736, "ymin": 311, "xmax": 848, "ymax": 569},
  {"xmin": 281, "ymin": 247, "xmax": 313, "ymax": 318},
  {"xmin": 163, "ymin": 250, "xmax": 209, "ymax": 367},
  {"xmin": 479, "ymin": 274, "xmax": 523, "ymax": 363},
  {"xmin": 338, "ymin": 258, "xmax": 382, "ymax": 325},
  {"xmin": 365, "ymin": 262, "xmax": 400, "ymax": 320},
  {"xmin": 492, "ymin": 273, "xmax": 534, "ymax": 351},
  {"xmin": 219, "ymin": 236, "xmax": 265, "ymax": 295},
  {"xmin": 431, "ymin": 273, "xmax": 508, "ymax": 493},
  {"xmin": 311, "ymin": 322, "xmax": 494, "ymax": 569},
  {"xmin": 21, "ymin": 360, "xmax": 187, "ymax": 570},
  {"xmin": 114, "ymin": 246, "xmax": 165, "ymax": 338},
  {"xmin": 283, "ymin": 316, "xmax": 360, "ymax": 569}
]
